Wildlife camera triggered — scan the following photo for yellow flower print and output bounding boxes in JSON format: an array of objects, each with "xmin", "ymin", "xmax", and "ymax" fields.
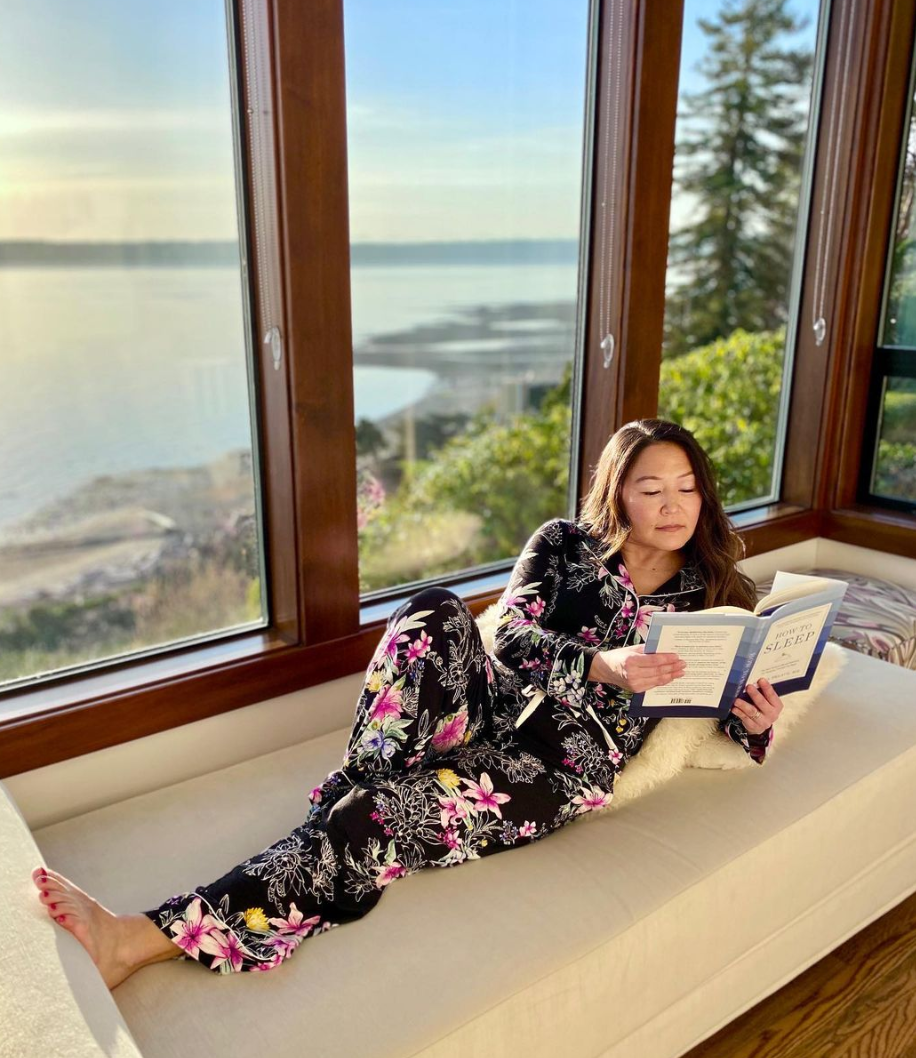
[
  {"xmin": 463, "ymin": 728, "xmax": 473, "ymax": 744},
  {"xmin": 367, "ymin": 670, "xmax": 384, "ymax": 692},
  {"xmin": 437, "ymin": 768, "xmax": 461, "ymax": 789},
  {"xmin": 244, "ymin": 907, "xmax": 270, "ymax": 932}
]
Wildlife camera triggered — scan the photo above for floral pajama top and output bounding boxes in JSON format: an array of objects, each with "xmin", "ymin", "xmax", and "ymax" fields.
[{"xmin": 488, "ymin": 518, "xmax": 774, "ymax": 769}]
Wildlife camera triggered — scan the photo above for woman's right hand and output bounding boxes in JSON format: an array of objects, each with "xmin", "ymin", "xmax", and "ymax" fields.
[{"xmin": 588, "ymin": 646, "xmax": 686, "ymax": 693}]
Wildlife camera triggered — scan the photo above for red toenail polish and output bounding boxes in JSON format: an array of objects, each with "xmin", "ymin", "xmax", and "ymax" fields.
[
  {"xmin": 50, "ymin": 904, "xmax": 57, "ymax": 910},
  {"xmin": 42, "ymin": 891, "xmax": 48, "ymax": 897}
]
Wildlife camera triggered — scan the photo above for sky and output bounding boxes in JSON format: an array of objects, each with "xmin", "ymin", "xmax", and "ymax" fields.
[{"xmin": 0, "ymin": 0, "xmax": 821, "ymax": 243}]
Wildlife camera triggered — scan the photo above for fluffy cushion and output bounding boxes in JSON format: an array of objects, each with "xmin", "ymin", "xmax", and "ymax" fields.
[{"xmin": 476, "ymin": 602, "xmax": 848, "ymax": 815}]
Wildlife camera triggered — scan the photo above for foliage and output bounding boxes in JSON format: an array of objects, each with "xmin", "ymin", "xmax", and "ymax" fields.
[
  {"xmin": 357, "ymin": 363, "xmax": 573, "ymax": 591},
  {"xmin": 659, "ymin": 326, "xmax": 786, "ymax": 504},
  {"xmin": 664, "ymin": 0, "xmax": 813, "ymax": 359}
]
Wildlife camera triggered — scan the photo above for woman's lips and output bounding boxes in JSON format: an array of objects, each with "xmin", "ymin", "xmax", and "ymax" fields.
[{"xmin": 656, "ymin": 525, "xmax": 684, "ymax": 531}]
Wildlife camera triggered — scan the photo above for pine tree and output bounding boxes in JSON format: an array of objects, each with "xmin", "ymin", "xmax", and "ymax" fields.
[{"xmin": 663, "ymin": 0, "xmax": 814, "ymax": 359}]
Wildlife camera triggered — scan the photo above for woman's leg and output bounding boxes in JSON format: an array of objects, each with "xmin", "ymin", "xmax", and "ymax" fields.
[
  {"xmin": 31, "ymin": 587, "xmax": 509, "ymax": 982},
  {"xmin": 141, "ymin": 726, "xmax": 583, "ymax": 976},
  {"xmin": 305, "ymin": 585, "xmax": 498, "ymax": 817}
]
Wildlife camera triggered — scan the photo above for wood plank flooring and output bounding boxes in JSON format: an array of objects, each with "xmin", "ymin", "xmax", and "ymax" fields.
[{"xmin": 682, "ymin": 891, "xmax": 916, "ymax": 1058}]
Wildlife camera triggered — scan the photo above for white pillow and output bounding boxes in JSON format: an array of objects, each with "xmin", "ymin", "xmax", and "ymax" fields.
[{"xmin": 476, "ymin": 602, "xmax": 848, "ymax": 816}]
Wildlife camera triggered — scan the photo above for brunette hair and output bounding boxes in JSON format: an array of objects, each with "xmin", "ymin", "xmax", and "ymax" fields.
[{"xmin": 577, "ymin": 418, "xmax": 758, "ymax": 610}]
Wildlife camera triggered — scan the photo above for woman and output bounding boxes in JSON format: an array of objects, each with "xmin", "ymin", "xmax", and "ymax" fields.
[{"xmin": 31, "ymin": 418, "xmax": 783, "ymax": 987}]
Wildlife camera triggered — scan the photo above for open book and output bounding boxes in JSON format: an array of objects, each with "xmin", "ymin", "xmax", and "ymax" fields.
[{"xmin": 624, "ymin": 570, "xmax": 849, "ymax": 719}]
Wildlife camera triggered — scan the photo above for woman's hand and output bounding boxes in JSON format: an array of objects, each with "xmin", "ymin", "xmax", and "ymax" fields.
[
  {"xmin": 588, "ymin": 645, "xmax": 687, "ymax": 694},
  {"xmin": 731, "ymin": 678, "xmax": 783, "ymax": 735}
]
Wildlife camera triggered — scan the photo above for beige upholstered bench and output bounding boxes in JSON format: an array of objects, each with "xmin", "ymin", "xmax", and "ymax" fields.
[{"xmin": 4, "ymin": 639, "xmax": 916, "ymax": 1058}]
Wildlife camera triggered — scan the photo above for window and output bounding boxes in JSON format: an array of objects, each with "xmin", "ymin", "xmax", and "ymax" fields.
[
  {"xmin": 657, "ymin": 0, "xmax": 828, "ymax": 510},
  {"xmin": 0, "ymin": 0, "xmax": 267, "ymax": 693},
  {"xmin": 864, "ymin": 29, "xmax": 916, "ymax": 511},
  {"xmin": 344, "ymin": 0, "xmax": 592, "ymax": 599}
]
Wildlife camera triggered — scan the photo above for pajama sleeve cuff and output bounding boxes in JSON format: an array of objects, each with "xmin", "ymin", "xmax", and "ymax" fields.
[{"xmin": 545, "ymin": 637, "xmax": 600, "ymax": 708}]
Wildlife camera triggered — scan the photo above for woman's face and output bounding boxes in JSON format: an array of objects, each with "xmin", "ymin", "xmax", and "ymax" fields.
[{"xmin": 619, "ymin": 442, "xmax": 703, "ymax": 555}]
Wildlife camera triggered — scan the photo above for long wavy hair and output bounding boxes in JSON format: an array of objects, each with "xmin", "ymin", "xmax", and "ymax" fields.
[{"xmin": 577, "ymin": 419, "xmax": 758, "ymax": 610}]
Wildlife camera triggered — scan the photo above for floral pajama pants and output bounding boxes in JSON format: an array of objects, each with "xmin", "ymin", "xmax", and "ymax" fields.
[{"xmin": 142, "ymin": 586, "xmax": 600, "ymax": 974}]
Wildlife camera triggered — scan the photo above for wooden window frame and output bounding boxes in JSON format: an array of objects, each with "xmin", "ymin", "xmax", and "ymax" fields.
[{"xmin": 1, "ymin": 0, "xmax": 913, "ymax": 779}]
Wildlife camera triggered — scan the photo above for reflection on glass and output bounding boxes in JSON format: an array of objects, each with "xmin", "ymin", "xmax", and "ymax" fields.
[
  {"xmin": 872, "ymin": 377, "xmax": 916, "ymax": 503},
  {"xmin": 0, "ymin": 1, "xmax": 264, "ymax": 693},
  {"xmin": 344, "ymin": 2, "xmax": 588, "ymax": 593},
  {"xmin": 881, "ymin": 73, "xmax": 916, "ymax": 348},
  {"xmin": 658, "ymin": 0, "xmax": 822, "ymax": 507}
]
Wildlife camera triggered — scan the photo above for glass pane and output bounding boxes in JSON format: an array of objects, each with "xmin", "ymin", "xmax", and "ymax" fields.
[
  {"xmin": 344, "ymin": 1, "xmax": 589, "ymax": 594},
  {"xmin": 658, "ymin": 0, "xmax": 824, "ymax": 507},
  {"xmin": 871, "ymin": 376, "xmax": 916, "ymax": 503},
  {"xmin": 0, "ymin": 0, "xmax": 265, "ymax": 693},
  {"xmin": 881, "ymin": 61, "xmax": 916, "ymax": 348}
]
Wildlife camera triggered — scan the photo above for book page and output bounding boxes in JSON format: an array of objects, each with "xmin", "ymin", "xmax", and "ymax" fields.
[
  {"xmin": 641, "ymin": 623, "xmax": 746, "ymax": 709},
  {"xmin": 747, "ymin": 603, "xmax": 831, "ymax": 684}
]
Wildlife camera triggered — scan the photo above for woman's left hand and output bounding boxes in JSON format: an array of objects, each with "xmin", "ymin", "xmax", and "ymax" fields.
[{"xmin": 731, "ymin": 678, "xmax": 783, "ymax": 735}]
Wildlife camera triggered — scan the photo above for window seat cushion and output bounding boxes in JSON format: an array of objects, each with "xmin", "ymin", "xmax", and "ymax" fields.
[
  {"xmin": 756, "ymin": 568, "xmax": 916, "ymax": 670},
  {"xmin": 20, "ymin": 646, "xmax": 916, "ymax": 1058}
]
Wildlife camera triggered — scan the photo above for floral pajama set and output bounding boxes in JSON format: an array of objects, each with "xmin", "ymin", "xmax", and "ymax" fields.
[{"xmin": 143, "ymin": 517, "xmax": 773, "ymax": 973}]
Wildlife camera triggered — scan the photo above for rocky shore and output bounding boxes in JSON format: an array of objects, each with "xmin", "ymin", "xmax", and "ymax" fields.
[{"xmin": 0, "ymin": 450, "xmax": 255, "ymax": 611}]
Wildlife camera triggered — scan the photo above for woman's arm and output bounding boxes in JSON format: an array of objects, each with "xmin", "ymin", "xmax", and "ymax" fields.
[{"xmin": 491, "ymin": 519, "xmax": 600, "ymax": 706}]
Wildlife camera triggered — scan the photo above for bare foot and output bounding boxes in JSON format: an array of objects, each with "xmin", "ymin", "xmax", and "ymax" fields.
[{"xmin": 31, "ymin": 865, "xmax": 181, "ymax": 989}]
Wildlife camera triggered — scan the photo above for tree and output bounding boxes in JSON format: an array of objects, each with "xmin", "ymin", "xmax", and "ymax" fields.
[{"xmin": 664, "ymin": 0, "xmax": 813, "ymax": 359}]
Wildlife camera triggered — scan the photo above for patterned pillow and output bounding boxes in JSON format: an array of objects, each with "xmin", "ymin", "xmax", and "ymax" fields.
[{"xmin": 755, "ymin": 567, "xmax": 916, "ymax": 671}]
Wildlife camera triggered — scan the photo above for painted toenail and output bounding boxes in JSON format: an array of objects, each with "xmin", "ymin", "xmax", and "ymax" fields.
[
  {"xmin": 42, "ymin": 891, "xmax": 48, "ymax": 897},
  {"xmin": 50, "ymin": 904, "xmax": 57, "ymax": 910}
]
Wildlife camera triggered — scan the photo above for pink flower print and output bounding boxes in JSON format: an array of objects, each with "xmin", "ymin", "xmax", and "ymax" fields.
[
  {"xmin": 508, "ymin": 614, "xmax": 535, "ymax": 632},
  {"xmin": 265, "ymin": 933, "xmax": 302, "ymax": 960},
  {"xmin": 502, "ymin": 591, "xmax": 526, "ymax": 608},
  {"xmin": 579, "ymin": 626, "xmax": 601, "ymax": 645},
  {"xmin": 405, "ymin": 753, "xmax": 424, "ymax": 766},
  {"xmin": 620, "ymin": 600, "xmax": 635, "ymax": 618},
  {"xmin": 520, "ymin": 657, "xmax": 544, "ymax": 673},
  {"xmin": 519, "ymin": 821, "xmax": 537, "ymax": 837},
  {"xmin": 616, "ymin": 562, "xmax": 634, "ymax": 589},
  {"xmin": 431, "ymin": 708, "xmax": 469, "ymax": 753},
  {"xmin": 369, "ymin": 683, "xmax": 403, "ymax": 723},
  {"xmin": 308, "ymin": 785, "xmax": 323, "ymax": 804},
  {"xmin": 485, "ymin": 654, "xmax": 494, "ymax": 685},
  {"xmin": 250, "ymin": 952, "xmax": 284, "ymax": 972},
  {"xmin": 607, "ymin": 747, "xmax": 623, "ymax": 765},
  {"xmin": 407, "ymin": 631, "xmax": 433, "ymax": 664},
  {"xmin": 168, "ymin": 897, "xmax": 220, "ymax": 958},
  {"xmin": 597, "ymin": 565, "xmax": 610, "ymax": 580},
  {"xmin": 268, "ymin": 902, "xmax": 322, "ymax": 939},
  {"xmin": 206, "ymin": 929, "xmax": 246, "ymax": 972},
  {"xmin": 441, "ymin": 827, "xmax": 463, "ymax": 850},
  {"xmin": 571, "ymin": 786, "xmax": 614, "ymax": 814},
  {"xmin": 378, "ymin": 622, "xmax": 411, "ymax": 666},
  {"xmin": 375, "ymin": 862, "xmax": 407, "ymax": 888},
  {"xmin": 634, "ymin": 605, "xmax": 658, "ymax": 636},
  {"xmin": 462, "ymin": 772, "xmax": 512, "ymax": 819},
  {"xmin": 437, "ymin": 792, "xmax": 475, "ymax": 829},
  {"xmin": 527, "ymin": 596, "xmax": 546, "ymax": 618}
]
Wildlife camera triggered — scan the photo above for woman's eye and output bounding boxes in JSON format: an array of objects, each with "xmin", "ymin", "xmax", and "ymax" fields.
[{"xmin": 642, "ymin": 489, "xmax": 695, "ymax": 495}]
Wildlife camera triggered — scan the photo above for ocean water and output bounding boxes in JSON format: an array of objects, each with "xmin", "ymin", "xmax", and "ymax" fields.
[{"xmin": 0, "ymin": 262, "xmax": 578, "ymax": 530}]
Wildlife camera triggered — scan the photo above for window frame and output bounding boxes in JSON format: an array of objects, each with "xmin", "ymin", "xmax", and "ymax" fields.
[{"xmin": 1, "ymin": 0, "xmax": 913, "ymax": 780}]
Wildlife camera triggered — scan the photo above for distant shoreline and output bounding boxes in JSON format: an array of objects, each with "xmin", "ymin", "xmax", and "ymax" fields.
[{"xmin": 0, "ymin": 238, "xmax": 580, "ymax": 269}]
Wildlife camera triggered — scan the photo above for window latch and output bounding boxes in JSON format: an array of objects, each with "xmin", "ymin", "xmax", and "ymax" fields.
[{"xmin": 264, "ymin": 325, "xmax": 283, "ymax": 371}]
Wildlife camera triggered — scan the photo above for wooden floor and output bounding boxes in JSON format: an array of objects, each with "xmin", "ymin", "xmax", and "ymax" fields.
[{"xmin": 683, "ymin": 890, "xmax": 916, "ymax": 1058}]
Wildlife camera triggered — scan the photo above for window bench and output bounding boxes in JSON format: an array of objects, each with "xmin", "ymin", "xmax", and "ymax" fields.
[{"xmin": 3, "ymin": 538, "xmax": 916, "ymax": 1058}]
